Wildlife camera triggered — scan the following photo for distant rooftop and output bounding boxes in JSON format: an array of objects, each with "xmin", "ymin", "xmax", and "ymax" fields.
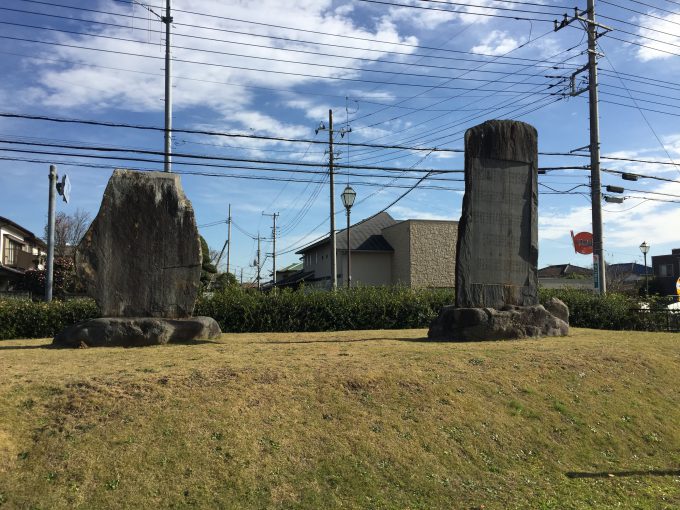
[
  {"xmin": 538, "ymin": 264, "xmax": 592, "ymax": 278},
  {"xmin": 297, "ymin": 212, "xmax": 397, "ymax": 254}
]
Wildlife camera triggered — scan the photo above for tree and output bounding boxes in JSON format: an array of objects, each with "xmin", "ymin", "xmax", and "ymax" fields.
[
  {"xmin": 18, "ymin": 257, "xmax": 76, "ymax": 298},
  {"xmin": 213, "ymin": 272, "xmax": 238, "ymax": 291},
  {"xmin": 199, "ymin": 236, "xmax": 217, "ymax": 291},
  {"xmin": 44, "ymin": 209, "xmax": 91, "ymax": 258}
]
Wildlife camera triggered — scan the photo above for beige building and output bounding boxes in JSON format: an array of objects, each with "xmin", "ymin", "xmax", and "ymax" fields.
[
  {"xmin": 294, "ymin": 212, "xmax": 457, "ymax": 289},
  {"xmin": 0, "ymin": 216, "xmax": 47, "ymax": 291}
]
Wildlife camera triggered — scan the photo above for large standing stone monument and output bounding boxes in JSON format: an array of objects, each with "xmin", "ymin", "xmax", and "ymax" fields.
[
  {"xmin": 428, "ymin": 120, "xmax": 569, "ymax": 341},
  {"xmin": 53, "ymin": 169, "xmax": 221, "ymax": 347}
]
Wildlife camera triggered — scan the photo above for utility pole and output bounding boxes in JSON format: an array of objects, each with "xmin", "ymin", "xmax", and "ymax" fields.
[
  {"xmin": 263, "ymin": 212, "xmax": 279, "ymax": 288},
  {"xmin": 586, "ymin": 0, "xmax": 606, "ymax": 294},
  {"xmin": 554, "ymin": 1, "xmax": 610, "ymax": 294},
  {"xmin": 226, "ymin": 204, "xmax": 232, "ymax": 275},
  {"xmin": 45, "ymin": 165, "xmax": 57, "ymax": 302},
  {"xmin": 162, "ymin": 0, "xmax": 173, "ymax": 172},
  {"xmin": 256, "ymin": 234, "xmax": 261, "ymax": 290},
  {"xmin": 328, "ymin": 110, "xmax": 337, "ymax": 290},
  {"xmin": 315, "ymin": 110, "xmax": 338, "ymax": 289},
  {"xmin": 240, "ymin": 267, "xmax": 243, "ymax": 285}
]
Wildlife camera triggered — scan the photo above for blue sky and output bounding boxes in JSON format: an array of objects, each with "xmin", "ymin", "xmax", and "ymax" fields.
[{"xmin": 1, "ymin": 0, "xmax": 679, "ymax": 282}]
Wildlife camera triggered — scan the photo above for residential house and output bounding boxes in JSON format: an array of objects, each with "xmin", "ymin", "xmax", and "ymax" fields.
[
  {"xmin": 607, "ymin": 262, "xmax": 651, "ymax": 292},
  {"xmin": 276, "ymin": 262, "xmax": 303, "ymax": 283},
  {"xmin": 0, "ymin": 216, "xmax": 47, "ymax": 291},
  {"xmin": 538, "ymin": 263, "xmax": 593, "ymax": 290},
  {"xmin": 652, "ymin": 248, "xmax": 680, "ymax": 296},
  {"xmin": 295, "ymin": 212, "xmax": 457, "ymax": 288}
]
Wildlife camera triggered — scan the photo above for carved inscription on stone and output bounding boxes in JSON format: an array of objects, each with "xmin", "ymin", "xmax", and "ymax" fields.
[
  {"xmin": 456, "ymin": 120, "xmax": 539, "ymax": 309},
  {"xmin": 468, "ymin": 158, "xmax": 531, "ymax": 287}
]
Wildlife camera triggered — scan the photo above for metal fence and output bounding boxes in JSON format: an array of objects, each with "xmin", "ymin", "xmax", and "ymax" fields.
[
  {"xmin": 0, "ymin": 291, "xmax": 31, "ymax": 300},
  {"xmin": 629, "ymin": 308, "xmax": 680, "ymax": 332}
]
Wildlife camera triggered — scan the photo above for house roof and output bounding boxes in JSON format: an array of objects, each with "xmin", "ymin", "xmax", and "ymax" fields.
[
  {"xmin": 608, "ymin": 262, "xmax": 651, "ymax": 276},
  {"xmin": 538, "ymin": 264, "xmax": 592, "ymax": 278},
  {"xmin": 296, "ymin": 212, "xmax": 397, "ymax": 254},
  {"xmin": 278, "ymin": 262, "xmax": 303, "ymax": 273},
  {"xmin": 271, "ymin": 270, "xmax": 315, "ymax": 288},
  {"xmin": 0, "ymin": 216, "xmax": 47, "ymax": 249}
]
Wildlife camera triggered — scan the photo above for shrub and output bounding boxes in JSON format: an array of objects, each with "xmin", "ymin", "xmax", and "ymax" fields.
[
  {"xmin": 17, "ymin": 257, "xmax": 78, "ymax": 299},
  {"xmin": 0, "ymin": 299, "xmax": 98, "ymax": 340},
  {"xmin": 539, "ymin": 288, "xmax": 675, "ymax": 331},
  {"xmin": 196, "ymin": 286, "xmax": 455, "ymax": 333}
]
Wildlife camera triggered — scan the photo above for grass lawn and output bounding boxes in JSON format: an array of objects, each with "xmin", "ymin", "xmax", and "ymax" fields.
[{"xmin": 0, "ymin": 328, "xmax": 679, "ymax": 509}]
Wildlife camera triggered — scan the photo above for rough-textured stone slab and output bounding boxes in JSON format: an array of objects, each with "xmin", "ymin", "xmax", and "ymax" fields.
[
  {"xmin": 428, "ymin": 301, "xmax": 569, "ymax": 342},
  {"xmin": 77, "ymin": 170, "xmax": 201, "ymax": 318},
  {"xmin": 52, "ymin": 316, "xmax": 222, "ymax": 348},
  {"xmin": 456, "ymin": 120, "xmax": 538, "ymax": 309}
]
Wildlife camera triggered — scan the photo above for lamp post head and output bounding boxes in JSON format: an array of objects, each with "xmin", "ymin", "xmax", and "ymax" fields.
[
  {"xmin": 341, "ymin": 185, "xmax": 356, "ymax": 210},
  {"xmin": 639, "ymin": 241, "xmax": 650, "ymax": 255}
]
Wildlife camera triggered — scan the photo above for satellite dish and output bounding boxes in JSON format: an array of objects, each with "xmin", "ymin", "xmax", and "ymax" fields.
[{"xmin": 56, "ymin": 174, "xmax": 71, "ymax": 203}]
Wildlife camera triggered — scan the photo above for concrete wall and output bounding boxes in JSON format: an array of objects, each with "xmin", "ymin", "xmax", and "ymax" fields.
[
  {"xmin": 338, "ymin": 251, "xmax": 392, "ymax": 287},
  {"xmin": 302, "ymin": 245, "xmax": 332, "ymax": 281},
  {"xmin": 382, "ymin": 221, "xmax": 411, "ymax": 285},
  {"xmin": 409, "ymin": 220, "xmax": 457, "ymax": 288}
]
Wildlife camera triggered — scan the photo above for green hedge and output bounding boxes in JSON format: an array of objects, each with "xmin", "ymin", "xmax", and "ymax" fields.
[
  {"xmin": 539, "ymin": 288, "xmax": 676, "ymax": 331},
  {"xmin": 0, "ymin": 299, "xmax": 98, "ymax": 340},
  {"xmin": 1, "ymin": 287, "xmax": 676, "ymax": 340},
  {"xmin": 196, "ymin": 286, "xmax": 455, "ymax": 333}
]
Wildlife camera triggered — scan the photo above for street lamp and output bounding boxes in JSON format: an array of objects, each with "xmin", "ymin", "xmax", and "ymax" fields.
[
  {"xmin": 640, "ymin": 241, "xmax": 650, "ymax": 297},
  {"xmin": 341, "ymin": 185, "xmax": 356, "ymax": 289}
]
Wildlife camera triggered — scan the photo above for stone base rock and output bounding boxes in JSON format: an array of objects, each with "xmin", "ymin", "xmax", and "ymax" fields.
[
  {"xmin": 53, "ymin": 316, "xmax": 222, "ymax": 348},
  {"xmin": 428, "ymin": 300, "xmax": 569, "ymax": 341}
]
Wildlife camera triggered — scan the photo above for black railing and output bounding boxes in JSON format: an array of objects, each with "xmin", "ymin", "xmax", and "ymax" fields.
[{"xmin": 629, "ymin": 308, "xmax": 680, "ymax": 332}]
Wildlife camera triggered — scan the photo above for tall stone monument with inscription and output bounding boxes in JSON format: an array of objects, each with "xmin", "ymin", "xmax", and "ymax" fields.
[
  {"xmin": 428, "ymin": 120, "xmax": 569, "ymax": 341},
  {"xmin": 53, "ymin": 169, "xmax": 222, "ymax": 347}
]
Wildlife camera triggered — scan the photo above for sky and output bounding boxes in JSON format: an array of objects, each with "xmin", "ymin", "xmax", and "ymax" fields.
[{"xmin": 1, "ymin": 0, "xmax": 679, "ymax": 283}]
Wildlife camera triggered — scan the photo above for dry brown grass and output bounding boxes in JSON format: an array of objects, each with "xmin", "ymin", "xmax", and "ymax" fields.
[{"xmin": 0, "ymin": 328, "xmax": 679, "ymax": 509}]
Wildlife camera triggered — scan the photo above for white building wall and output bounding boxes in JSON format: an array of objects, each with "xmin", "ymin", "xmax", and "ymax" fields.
[{"xmin": 338, "ymin": 251, "xmax": 392, "ymax": 287}]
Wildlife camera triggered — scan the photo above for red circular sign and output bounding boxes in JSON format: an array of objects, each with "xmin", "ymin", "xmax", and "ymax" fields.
[{"xmin": 572, "ymin": 231, "xmax": 593, "ymax": 255}]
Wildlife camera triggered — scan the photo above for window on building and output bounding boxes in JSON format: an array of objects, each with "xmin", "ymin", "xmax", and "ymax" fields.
[
  {"xmin": 3, "ymin": 238, "xmax": 23, "ymax": 266},
  {"xmin": 659, "ymin": 263, "xmax": 674, "ymax": 277}
]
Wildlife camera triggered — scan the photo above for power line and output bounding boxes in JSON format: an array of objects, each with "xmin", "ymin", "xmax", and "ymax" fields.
[
  {"xmin": 7, "ymin": 2, "xmax": 581, "ymax": 66},
  {"xmin": 356, "ymin": 0, "xmax": 556, "ymax": 22},
  {"xmin": 0, "ymin": 20, "xmax": 575, "ymax": 86},
  {"xmin": 0, "ymin": 111, "xmax": 464, "ymax": 153},
  {"xmin": 0, "ymin": 138, "xmax": 464, "ymax": 173},
  {"xmin": 6, "ymin": 111, "xmax": 680, "ymax": 168},
  {"xmin": 0, "ymin": 155, "xmax": 464, "ymax": 191}
]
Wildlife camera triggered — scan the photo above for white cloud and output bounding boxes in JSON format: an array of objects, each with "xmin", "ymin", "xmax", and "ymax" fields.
[
  {"xmin": 15, "ymin": 0, "xmax": 420, "ymax": 118},
  {"xmin": 389, "ymin": 204, "xmax": 456, "ymax": 220},
  {"xmin": 471, "ymin": 30, "xmax": 522, "ymax": 56},
  {"xmin": 383, "ymin": 0, "xmax": 500, "ymax": 28},
  {"xmin": 634, "ymin": 12, "xmax": 680, "ymax": 61}
]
